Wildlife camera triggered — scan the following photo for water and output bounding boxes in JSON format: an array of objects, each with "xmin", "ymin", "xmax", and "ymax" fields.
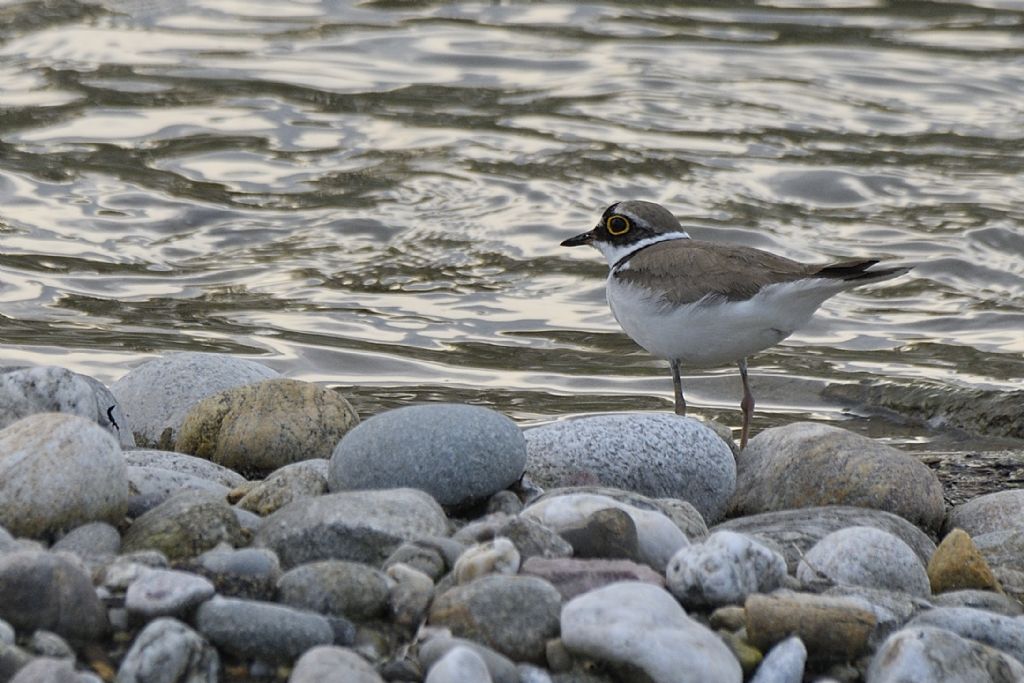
[{"xmin": 1, "ymin": 0, "xmax": 1023, "ymax": 448}]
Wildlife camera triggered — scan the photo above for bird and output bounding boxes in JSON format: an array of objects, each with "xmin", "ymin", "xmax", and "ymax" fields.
[{"xmin": 560, "ymin": 200, "xmax": 910, "ymax": 449}]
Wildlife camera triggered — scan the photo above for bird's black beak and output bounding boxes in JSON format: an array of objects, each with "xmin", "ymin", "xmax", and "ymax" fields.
[{"xmin": 561, "ymin": 230, "xmax": 594, "ymax": 247}]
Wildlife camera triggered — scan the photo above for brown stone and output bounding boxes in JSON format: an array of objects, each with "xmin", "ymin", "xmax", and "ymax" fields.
[
  {"xmin": 745, "ymin": 592, "xmax": 875, "ymax": 663},
  {"xmin": 928, "ymin": 528, "xmax": 1002, "ymax": 594}
]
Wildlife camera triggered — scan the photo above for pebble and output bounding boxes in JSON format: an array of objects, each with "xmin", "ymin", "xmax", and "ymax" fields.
[
  {"xmin": 946, "ymin": 489, "xmax": 1024, "ymax": 537},
  {"xmin": 561, "ymin": 581, "xmax": 742, "ymax": 683},
  {"xmin": 557, "ymin": 507, "xmax": 643, "ymax": 564},
  {"xmin": 822, "ymin": 585, "xmax": 930, "ymax": 648},
  {"xmin": 524, "ymin": 413, "xmax": 736, "ymax": 523},
  {"xmin": 51, "ymin": 522, "xmax": 121, "ymax": 559},
  {"xmin": 419, "ymin": 632, "xmax": 518, "ymax": 683},
  {"xmin": 931, "ymin": 588, "xmax": 1024, "ymax": 616},
  {"xmin": 27, "ymin": 630, "xmax": 74, "ymax": 659},
  {"xmin": 453, "ymin": 538, "xmax": 521, "ymax": 584},
  {"xmin": 329, "ymin": 404, "xmax": 526, "ymax": 508},
  {"xmin": 0, "ymin": 413, "xmax": 128, "ymax": 539},
  {"xmin": 254, "ymin": 488, "xmax": 450, "ymax": 569},
  {"xmin": 288, "ymin": 645, "xmax": 384, "ymax": 683},
  {"xmin": 745, "ymin": 592, "xmax": 875, "ymax": 663},
  {"xmin": 927, "ymin": 527, "xmax": 1001, "ymax": 594},
  {"xmin": 123, "ymin": 450, "xmax": 247, "ymax": 488},
  {"xmin": 906, "ymin": 606, "xmax": 1024, "ymax": 665},
  {"xmin": 277, "ymin": 560, "xmax": 391, "ymax": 621},
  {"xmin": 117, "ymin": 617, "xmax": 219, "ymax": 683},
  {"xmin": 385, "ymin": 563, "xmax": 434, "ymax": 627},
  {"xmin": 0, "ymin": 620, "xmax": 12, "ymax": 645},
  {"xmin": 796, "ymin": 526, "xmax": 931, "ymax": 598},
  {"xmin": 452, "ymin": 515, "xmax": 573, "ymax": 561},
  {"xmin": 866, "ymin": 626, "xmax": 1024, "ymax": 682},
  {"xmin": 176, "ymin": 378, "xmax": 358, "ymax": 477},
  {"xmin": 383, "ymin": 543, "xmax": 448, "ymax": 582},
  {"xmin": 0, "ymin": 641, "xmax": 34, "ymax": 680},
  {"xmin": 110, "ymin": 352, "xmax": 280, "ymax": 449},
  {"xmin": 749, "ymin": 636, "xmax": 806, "ymax": 683},
  {"xmin": 520, "ymin": 556, "xmax": 665, "ymax": 601},
  {"xmin": 730, "ymin": 422, "xmax": 945, "ymax": 533},
  {"xmin": 235, "ymin": 459, "xmax": 329, "ymax": 516},
  {"xmin": 8, "ymin": 657, "xmax": 101, "ymax": 683},
  {"xmin": 667, "ymin": 530, "xmax": 787, "ymax": 609},
  {"xmin": 425, "ymin": 646, "xmax": 493, "ymax": 683},
  {"xmin": 125, "ymin": 568, "xmax": 216, "ymax": 620},
  {"xmin": 429, "ymin": 575, "xmax": 562, "ymax": 663},
  {"xmin": 126, "ymin": 466, "xmax": 231, "ymax": 518},
  {"xmin": 195, "ymin": 596, "xmax": 333, "ymax": 663},
  {"xmin": 186, "ymin": 546, "xmax": 282, "ymax": 600},
  {"xmin": 121, "ymin": 490, "xmax": 246, "ymax": 561}
]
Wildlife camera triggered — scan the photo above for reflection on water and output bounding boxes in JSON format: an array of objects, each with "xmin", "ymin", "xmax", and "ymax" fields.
[{"xmin": 1, "ymin": 0, "xmax": 1023, "ymax": 447}]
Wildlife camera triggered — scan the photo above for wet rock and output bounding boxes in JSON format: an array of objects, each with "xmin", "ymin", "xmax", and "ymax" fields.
[
  {"xmin": 419, "ymin": 633, "xmax": 517, "ymax": 683},
  {"xmin": 745, "ymin": 592, "xmax": 876, "ymax": 663},
  {"xmin": 125, "ymin": 569, "xmax": 215, "ymax": 620},
  {"xmin": 453, "ymin": 538, "xmax": 521, "ymax": 584},
  {"xmin": 946, "ymin": 489, "xmax": 1024, "ymax": 537},
  {"xmin": 123, "ymin": 450, "xmax": 247, "ymax": 488},
  {"xmin": 0, "ymin": 413, "xmax": 128, "ymax": 539},
  {"xmin": 932, "ymin": 589, "xmax": 1024, "ymax": 616},
  {"xmin": 121, "ymin": 490, "xmax": 246, "ymax": 561},
  {"xmin": 195, "ymin": 596, "xmax": 333, "ymax": 663},
  {"xmin": 561, "ymin": 581, "xmax": 742, "ymax": 683},
  {"xmin": 730, "ymin": 422, "xmax": 945, "ymax": 533},
  {"xmin": 520, "ymin": 557, "xmax": 664, "ymax": 601},
  {"xmin": 667, "ymin": 530, "xmax": 787, "ymax": 609},
  {"xmin": 126, "ymin": 467, "xmax": 231, "ymax": 518},
  {"xmin": 906, "ymin": 606, "xmax": 1024, "ymax": 664},
  {"xmin": 425, "ymin": 646, "xmax": 492, "ymax": 683},
  {"xmin": 749, "ymin": 635, "xmax": 806, "ymax": 683},
  {"xmin": 525, "ymin": 414, "xmax": 735, "ymax": 523},
  {"xmin": 111, "ymin": 352, "xmax": 280, "ymax": 449},
  {"xmin": 116, "ymin": 617, "xmax": 219, "ymax": 683},
  {"xmin": 866, "ymin": 626, "xmax": 1024, "ymax": 682},
  {"xmin": 714, "ymin": 505, "xmax": 936, "ymax": 573},
  {"xmin": 51, "ymin": 522, "xmax": 121, "ymax": 559},
  {"xmin": 386, "ymin": 563, "xmax": 434, "ymax": 627},
  {"xmin": 288, "ymin": 645, "xmax": 383, "ymax": 683},
  {"xmin": 0, "ymin": 550, "xmax": 107, "ymax": 642},
  {"xmin": 236, "ymin": 459, "xmax": 329, "ymax": 516},
  {"xmin": 277, "ymin": 560, "xmax": 390, "ymax": 621},
  {"xmin": 187, "ymin": 546, "xmax": 282, "ymax": 600},
  {"xmin": 8, "ymin": 657, "xmax": 99, "ymax": 683},
  {"xmin": 176, "ymin": 379, "xmax": 358, "ymax": 477},
  {"xmin": 254, "ymin": 488, "xmax": 450, "ymax": 569},
  {"xmin": 428, "ymin": 575, "xmax": 561, "ymax": 663},
  {"xmin": 329, "ymin": 404, "xmax": 525, "ymax": 508},
  {"xmin": 796, "ymin": 526, "xmax": 931, "ymax": 598},
  {"xmin": 927, "ymin": 528, "xmax": 1001, "ymax": 594}
]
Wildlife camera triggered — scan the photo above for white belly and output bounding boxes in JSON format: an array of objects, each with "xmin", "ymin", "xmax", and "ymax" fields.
[{"xmin": 606, "ymin": 276, "xmax": 842, "ymax": 367}]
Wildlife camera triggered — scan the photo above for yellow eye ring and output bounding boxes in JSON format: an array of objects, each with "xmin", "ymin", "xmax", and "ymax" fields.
[{"xmin": 606, "ymin": 215, "xmax": 631, "ymax": 235}]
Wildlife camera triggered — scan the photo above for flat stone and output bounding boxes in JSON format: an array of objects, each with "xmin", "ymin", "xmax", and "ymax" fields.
[
  {"xmin": 745, "ymin": 592, "xmax": 876, "ymax": 664},
  {"xmin": 520, "ymin": 556, "xmax": 665, "ymax": 601},
  {"xmin": 667, "ymin": 530, "xmax": 787, "ymax": 609},
  {"xmin": 126, "ymin": 466, "xmax": 231, "ymax": 518},
  {"xmin": 425, "ymin": 646, "xmax": 492, "ymax": 683},
  {"xmin": 730, "ymin": 422, "xmax": 945, "ymax": 533},
  {"xmin": 111, "ymin": 352, "xmax": 280, "ymax": 449},
  {"xmin": 0, "ymin": 413, "xmax": 127, "ymax": 539},
  {"xmin": 236, "ymin": 459, "xmax": 329, "ymax": 516},
  {"xmin": 121, "ymin": 490, "xmax": 246, "ymax": 561},
  {"xmin": 277, "ymin": 560, "xmax": 390, "ymax": 621},
  {"xmin": 116, "ymin": 617, "xmax": 219, "ymax": 683},
  {"xmin": 289, "ymin": 645, "xmax": 383, "ymax": 683},
  {"xmin": 525, "ymin": 414, "xmax": 736, "ymax": 524},
  {"xmin": 866, "ymin": 626, "xmax": 1024, "ymax": 682},
  {"xmin": 51, "ymin": 522, "xmax": 121, "ymax": 559},
  {"xmin": 329, "ymin": 404, "xmax": 526, "ymax": 508},
  {"xmin": 946, "ymin": 489, "xmax": 1024, "ymax": 537},
  {"xmin": 123, "ymin": 450, "xmax": 247, "ymax": 488},
  {"xmin": 254, "ymin": 488, "xmax": 450, "ymax": 569},
  {"xmin": 928, "ymin": 528, "xmax": 1001, "ymax": 594},
  {"xmin": 176, "ymin": 379, "xmax": 358, "ymax": 478},
  {"xmin": 125, "ymin": 569, "xmax": 216, "ymax": 620},
  {"xmin": 906, "ymin": 606, "xmax": 1024, "ymax": 665},
  {"xmin": 821, "ymin": 585, "xmax": 931, "ymax": 648},
  {"xmin": 184, "ymin": 546, "xmax": 282, "ymax": 601},
  {"xmin": 561, "ymin": 581, "xmax": 742, "ymax": 683},
  {"xmin": 932, "ymin": 589, "xmax": 1024, "ymax": 616},
  {"xmin": 195, "ymin": 597, "xmax": 333, "ymax": 663}
]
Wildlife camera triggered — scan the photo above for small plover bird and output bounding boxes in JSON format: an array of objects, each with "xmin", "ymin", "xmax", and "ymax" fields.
[{"xmin": 561, "ymin": 200, "xmax": 909, "ymax": 448}]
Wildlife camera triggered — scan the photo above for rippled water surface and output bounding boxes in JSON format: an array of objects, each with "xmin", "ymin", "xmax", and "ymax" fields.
[{"xmin": 2, "ymin": 0, "xmax": 1023, "ymax": 446}]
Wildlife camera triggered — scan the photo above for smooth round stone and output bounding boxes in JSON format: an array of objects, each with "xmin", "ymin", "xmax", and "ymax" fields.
[
  {"xmin": 0, "ymin": 413, "xmax": 127, "ymax": 539},
  {"xmin": 425, "ymin": 646, "xmax": 492, "ymax": 683},
  {"xmin": 9, "ymin": 657, "xmax": 101, "ymax": 683},
  {"xmin": 289, "ymin": 645, "xmax": 384, "ymax": 683},
  {"xmin": 947, "ymin": 489, "xmax": 1024, "ymax": 537},
  {"xmin": 176, "ymin": 379, "xmax": 358, "ymax": 477},
  {"xmin": 867, "ymin": 626, "xmax": 1024, "ymax": 682},
  {"xmin": 111, "ymin": 352, "xmax": 280, "ymax": 449},
  {"xmin": 121, "ymin": 490, "xmax": 246, "ymax": 561},
  {"xmin": 797, "ymin": 526, "xmax": 931, "ymax": 598},
  {"xmin": 126, "ymin": 466, "xmax": 231, "ymax": 518},
  {"xmin": 188, "ymin": 547, "xmax": 282, "ymax": 600},
  {"xmin": 329, "ymin": 404, "xmax": 526, "ymax": 508},
  {"xmin": 116, "ymin": 617, "xmax": 219, "ymax": 683},
  {"xmin": 667, "ymin": 530, "xmax": 787, "ymax": 609},
  {"xmin": 975, "ymin": 529, "xmax": 1024, "ymax": 573},
  {"xmin": 254, "ymin": 488, "xmax": 450, "ymax": 569},
  {"xmin": 749, "ymin": 636, "xmax": 806, "ymax": 683},
  {"xmin": 561, "ymin": 581, "xmax": 742, "ymax": 683},
  {"xmin": 927, "ymin": 528, "xmax": 1001, "ymax": 594},
  {"xmin": 419, "ymin": 634, "xmax": 518, "ymax": 683},
  {"xmin": 525, "ymin": 414, "xmax": 736, "ymax": 524},
  {"xmin": 386, "ymin": 563, "xmax": 435, "ymax": 627},
  {"xmin": 906, "ymin": 606, "xmax": 1024, "ymax": 664},
  {"xmin": 236, "ymin": 460, "xmax": 329, "ymax": 516},
  {"xmin": 730, "ymin": 422, "xmax": 945, "ymax": 533},
  {"xmin": 0, "ymin": 550, "xmax": 107, "ymax": 642},
  {"xmin": 428, "ymin": 575, "xmax": 562, "ymax": 663},
  {"xmin": 277, "ymin": 560, "xmax": 390, "ymax": 621},
  {"xmin": 195, "ymin": 596, "xmax": 333, "ymax": 663},
  {"xmin": 0, "ymin": 366, "xmax": 133, "ymax": 447},
  {"xmin": 125, "ymin": 569, "xmax": 216, "ymax": 620},
  {"xmin": 51, "ymin": 522, "xmax": 121, "ymax": 559},
  {"xmin": 27, "ymin": 630, "xmax": 74, "ymax": 659},
  {"xmin": 123, "ymin": 450, "xmax": 247, "ymax": 488}
]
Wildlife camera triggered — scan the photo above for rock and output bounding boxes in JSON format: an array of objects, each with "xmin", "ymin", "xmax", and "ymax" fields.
[
  {"xmin": 195, "ymin": 596, "xmax": 333, "ymax": 663},
  {"xmin": 561, "ymin": 581, "xmax": 742, "ymax": 683},
  {"xmin": 27, "ymin": 631, "xmax": 74, "ymax": 659},
  {"xmin": 0, "ymin": 366, "xmax": 133, "ymax": 447},
  {"xmin": 116, "ymin": 617, "xmax": 219, "ymax": 683},
  {"xmin": 425, "ymin": 646, "xmax": 492, "ymax": 683},
  {"xmin": 932, "ymin": 589, "xmax": 1024, "ymax": 616},
  {"xmin": 525, "ymin": 414, "xmax": 735, "ymax": 523},
  {"xmin": 667, "ymin": 530, "xmax": 787, "ymax": 609},
  {"xmin": 329, "ymin": 404, "xmax": 526, "ymax": 508},
  {"xmin": 821, "ymin": 586, "xmax": 931, "ymax": 648},
  {"xmin": 126, "ymin": 467, "xmax": 231, "ymax": 518},
  {"xmin": 730, "ymin": 422, "xmax": 945, "ymax": 533},
  {"xmin": 0, "ymin": 413, "xmax": 128, "ymax": 539},
  {"xmin": 714, "ymin": 506, "xmax": 936, "ymax": 573},
  {"xmin": 927, "ymin": 528, "xmax": 1001, "ymax": 594},
  {"xmin": 520, "ymin": 557, "xmax": 665, "ymax": 601},
  {"xmin": 522, "ymin": 492, "xmax": 688, "ymax": 571},
  {"xmin": 102, "ymin": 552, "xmax": 170, "ymax": 592},
  {"xmin": 51, "ymin": 522, "xmax": 121, "ymax": 558},
  {"xmin": 254, "ymin": 488, "xmax": 450, "ymax": 569},
  {"xmin": 288, "ymin": 645, "xmax": 383, "ymax": 683},
  {"xmin": 796, "ymin": 526, "xmax": 931, "ymax": 598},
  {"xmin": 975, "ymin": 529, "xmax": 1024, "ymax": 573},
  {"xmin": 236, "ymin": 460, "xmax": 329, "ymax": 516},
  {"xmin": 906, "ymin": 606, "xmax": 1024, "ymax": 665},
  {"xmin": 385, "ymin": 563, "xmax": 434, "ymax": 627},
  {"xmin": 111, "ymin": 352, "xmax": 280, "ymax": 449},
  {"xmin": 0, "ymin": 620, "xmax": 13, "ymax": 645},
  {"xmin": 454, "ymin": 515, "xmax": 574, "ymax": 561},
  {"xmin": 121, "ymin": 490, "xmax": 246, "ymax": 561},
  {"xmin": 123, "ymin": 450, "xmax": 247, "ymax": 488},
  {"xmin": 947, "ymin": 489, "xmax": 1024, "ymax": 537},
  {"xmin": 8, "ymin": 657, "xmax": 98, "ymax": 683},
  {"xmin": 453, "ymin": 539, "xmax": 521, "ymax": 584},
  {"xmin": 428, "ymin": 575, "xmax": 561, "ymax": 663},
  {"xmin": 186, "ymin": 546, "xmax": 282, "ymax": 600},
  {"xmin": 176, "ymin": 379, "xmax": 358, "ymax": 477},
  {"xmin": 419, "ymin": 633, "xmax": 518, "ymax": 683},
  {"xmin": 384, "ymin": 543, "xmax": 449, "ymax": 582},
  {"xmin": 749, "ymin": 635, "xmax": 805, "ymax": 683},
  {"xmin": 866, "ymin": 626, "xmax": 1024, "ymax": 682},
  {"xmin": 709, "ymin": 606, "xmax": 747, "ymax": 632},
  {"xmin": 557, "ymin": 507, "xmax": 643, "ymax": 564},
  {"xmin": 0, "ymin": 641, "xmax": 34, "ymax": 681},
  {"xmin": 745, "ymin": 592, "xmax": 876, "ymax": 663},
  {"xmin": 530, "ymin": 486, "xmax": 707, "ymax": 539},
  {"xmin": 125, "ymin": 569, "xmax": 216, "ymax": 620},
  {"xmin": 277, "ymin": 560, "xmax": 390, "ymax": 621},
  {"xmin": 0, "ymin": 550, "xmax": 107, "ymax": 642},
  {"xmin": 487, "ymin": 490, "xmax": 523, "ymax": 516}
]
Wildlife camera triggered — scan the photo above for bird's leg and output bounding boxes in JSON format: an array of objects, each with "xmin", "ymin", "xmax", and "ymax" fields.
[
  {"xmin": 669, "ymin": 359, "xmax": 686, "ymax": 416},
  {"xmin": 738, "ymin": 357, "xmax": 754, "ymax": 449}
]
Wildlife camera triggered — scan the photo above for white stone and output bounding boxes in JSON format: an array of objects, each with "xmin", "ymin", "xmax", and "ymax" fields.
[
  {"xmin": 750, "ymin": 636, "xmax": 806, "ymax": 683},
  {"xmin": 796, "ymin": 526, "xmax": 931, "ymax": 597},
  {"xmin": 116, "ymin": 617, "xmax": 219, "ymax": 683},
  {"xmin": 425, "ymin": 646, "xmax": 494, "ymax": 683},
  {"xmin": 906, "ymin": 606, "xmax": 1024, "ymax": 664},
  {"xmin": 866, "ymin": 626, "xmax": 1024, "ymax": 682},
  {"xmin": 125, "ymin": 569, "xmax": 216, "ymax": 619},
  {"xmin": 454, "ymin": 538, "xmax": 521, "ymax": 584},
  {"xmin": 289, "ymin": 645, "xmax": 384, "ymax": 683},
  {"xmin": 666, "ymin": 530, "xmax": 787, "ymax": 608}
]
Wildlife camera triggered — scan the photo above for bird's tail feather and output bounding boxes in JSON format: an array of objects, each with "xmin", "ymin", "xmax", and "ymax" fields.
[{"xmin": 815, "ymin": 259, "xmax": 910, "ymax": 285}]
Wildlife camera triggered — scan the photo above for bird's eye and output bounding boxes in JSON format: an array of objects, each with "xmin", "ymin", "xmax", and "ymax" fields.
[{"xmin": 606, "ymin": 215, "xmax": 631, "ymax": 235}]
